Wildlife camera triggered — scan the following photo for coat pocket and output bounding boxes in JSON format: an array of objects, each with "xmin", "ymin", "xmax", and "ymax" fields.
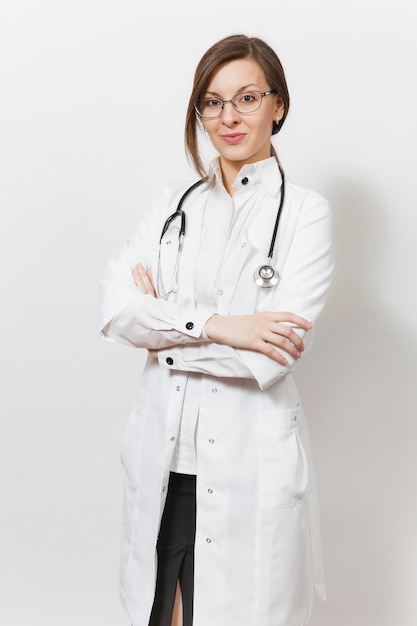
[
  {"xmin": 120, "ymin": 388, "xmax": 151, "ymax": 481},
  {"xmin": 259, "ymin": 407, "xmax": 308, "ymax": 509}
]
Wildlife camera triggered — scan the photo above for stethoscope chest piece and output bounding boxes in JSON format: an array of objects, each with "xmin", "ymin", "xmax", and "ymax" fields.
[{"xmin": 254, "ymin": 263, "xmax": 280, "ymax": 288}]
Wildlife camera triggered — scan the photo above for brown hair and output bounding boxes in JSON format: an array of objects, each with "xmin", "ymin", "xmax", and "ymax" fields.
[{"xmin": 185, "ymin": 34, "xmax": 290, "ymax": 177}]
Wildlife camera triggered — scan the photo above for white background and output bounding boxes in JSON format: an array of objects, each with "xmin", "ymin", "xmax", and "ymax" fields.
[{"xmin": 1, "ymin": 1, "xmax": 416, "ymax": 625}]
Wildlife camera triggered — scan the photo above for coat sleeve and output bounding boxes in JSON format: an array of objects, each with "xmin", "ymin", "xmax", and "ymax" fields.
[
  {"xmin": 157, "ymin": 191, "xmax": 334, "ymax": 390},
  {"xmin": 98, "ymin": 184, "xmax": 217, "ymax": 350}
]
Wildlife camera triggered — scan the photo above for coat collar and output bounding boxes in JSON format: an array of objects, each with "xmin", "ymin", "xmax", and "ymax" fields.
[{"xmin": 207, "ymin": 156, "xmax": 283, "ymax": 199}]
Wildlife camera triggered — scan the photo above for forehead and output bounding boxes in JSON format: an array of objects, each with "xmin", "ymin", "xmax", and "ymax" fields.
[{"xmin": 206, "ymin": 58, "xmax": 267, "ymax": 94}]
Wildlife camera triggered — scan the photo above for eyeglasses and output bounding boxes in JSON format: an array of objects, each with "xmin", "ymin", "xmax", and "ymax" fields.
[{"xmin": 195, "ymin": 90, "xmax": 276, "ymax": 119}]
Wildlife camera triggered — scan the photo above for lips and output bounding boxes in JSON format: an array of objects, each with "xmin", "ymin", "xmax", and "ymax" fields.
[{"xmin": 220, "ymin": 133, "xmax": 246, "ymax": 144}]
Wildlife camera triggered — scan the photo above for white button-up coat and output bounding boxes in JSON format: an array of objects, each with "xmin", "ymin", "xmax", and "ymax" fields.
[{"xmin": 98, "ymin": 158, "xmax": 334, "ymax": 626}]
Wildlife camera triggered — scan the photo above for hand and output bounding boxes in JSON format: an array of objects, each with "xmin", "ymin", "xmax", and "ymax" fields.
[
  {"xmin": 132, "ymin": 263, "xmax": 158, "ymax": 358},
  {"xmin": 132, "ymin": 263, "xmax": 156, "ymax": 297},
  {"xmin": 204, "ymin": 311, "xmax": 312, "ymax": 366}
]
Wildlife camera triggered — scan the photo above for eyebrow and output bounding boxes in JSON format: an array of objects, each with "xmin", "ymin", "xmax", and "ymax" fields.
[{"xmin": 204, "ymin": 83, "xmax": 260, "ymax": 96}]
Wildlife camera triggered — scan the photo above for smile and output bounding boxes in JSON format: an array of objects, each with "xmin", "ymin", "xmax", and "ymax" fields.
[{"xmin": 220, "ymin": 133, "xmax": 247, "ymax": 145}]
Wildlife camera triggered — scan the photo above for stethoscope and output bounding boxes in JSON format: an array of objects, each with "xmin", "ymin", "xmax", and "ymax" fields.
[{"xmin": 157, "ymin": 163, "xmax": 286, "ymax": 298}]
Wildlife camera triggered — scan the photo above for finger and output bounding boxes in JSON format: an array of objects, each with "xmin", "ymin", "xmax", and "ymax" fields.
[
  {"xmin": 132, "ymin": 269, "xmax": 150, "ymax": 293},
  {"xmin": 276, "ymin": 338, "xmax": 302, "ymax": 359},
  {"xmin": 260, "ymin": 319, "xmax": 305, "ymax": 357},
  {"xmin": 133, "ymin": 264, "xmax": 155, "ymax": 295},
  {"xmin": 132, "ymin": 263, "xmax": 146, "ymax": 284},
  {"xmin": 146, "ymin": 268, "xmax": 157, "ymax": 297},
  {"xmin": 141, "ymin": 270, "xmax": 156, "ymax": 296},
  {"xmin": 261, "ymin": 335, "xmax": 305, "ymax": 364},
  {"xmin": 260, "ymin": 342, "xmax": 289, "ymax": 366},
  {"xmin": 271, "ymin": 324, "xmax": 305, "ymax": 352},
  {"xmin": 132, "ymin": 267, "xmax": 147, "ymax": 290},
  {"xmin": 134, "ymin": 262, "xmax": 146, "ymax": 274},
  {"xmin": 265, "ymin": 333, "xmax": 301, "ymax": 359},
  {"xmin": 272, "ymin": 311, "xmax": 312, "ymax": 330},
  {"xmin": 132, "ymin": 267, "xmax": 142, "ymax": 287}
]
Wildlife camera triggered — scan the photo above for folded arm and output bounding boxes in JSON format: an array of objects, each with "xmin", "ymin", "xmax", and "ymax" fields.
[{"xmin": 99, "ymin": 187, "xmax": 334, "ymax": 389}]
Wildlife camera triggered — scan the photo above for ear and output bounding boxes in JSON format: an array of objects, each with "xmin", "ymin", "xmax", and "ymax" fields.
[{"xmin": 274, "ymin": 96, "xmax": 285, "ymax": 123}]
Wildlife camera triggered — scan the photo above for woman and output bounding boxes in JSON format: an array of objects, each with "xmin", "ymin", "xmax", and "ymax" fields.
[{"xmin": 99, "ymin": 34, "xmax": 334, "ymax": 626}]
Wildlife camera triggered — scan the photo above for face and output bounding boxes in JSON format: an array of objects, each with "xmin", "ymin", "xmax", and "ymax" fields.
[{"xmin": 201, "ymin": 58, "xmax": 284, "ymax": 175}]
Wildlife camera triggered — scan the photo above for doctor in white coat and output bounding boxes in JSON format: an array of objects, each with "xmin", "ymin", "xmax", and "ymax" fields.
[{"xmin": 99, "ymin": 34, "xmax": 334, "ymax": 626}]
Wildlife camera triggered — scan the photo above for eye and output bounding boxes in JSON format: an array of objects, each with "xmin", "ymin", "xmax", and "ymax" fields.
[
  {"xmin": 237, "ymin": 92, "xmax": 257, "ymax": 104},
  {"xmin": 204, "ymin": 97, "xmax": 222, "ymax": 108}
]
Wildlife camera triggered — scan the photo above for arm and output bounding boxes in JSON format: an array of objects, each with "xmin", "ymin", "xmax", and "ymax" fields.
[
  {"xmin": 100, "ymin": 185, "xmax": 333, "ymax": 388},
  {"xmin": 99, "ymin": 180, "xmax": 307, "ymax": 357},
  {"xmin": 99, "ymin": 184, "xmax": 312, "ymax": 358},
  {"xmin": 156, "ymin": 192, "xmax": 334, "ymax": 389},
  {"xmin": 128, "ymin": 264, "xmax": 309, "ymax": 367},
  {"xmin": 98, "ymin": 183, "xmax": 217, "ymax": 350},
  {"xmin": 236, "ymin": 193, "xmax": 334, "ymax": 387}
]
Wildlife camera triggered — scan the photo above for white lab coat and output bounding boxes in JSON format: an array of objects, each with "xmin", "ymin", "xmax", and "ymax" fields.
[{"xmin": 98, "ymin": 157, "xmax": 334, "ymax": 626}]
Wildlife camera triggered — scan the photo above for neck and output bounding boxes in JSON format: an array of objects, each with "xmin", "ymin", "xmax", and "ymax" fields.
[
  {"xmin": 218, "ymin": 150, "xmax": 276, "ymax": 196},
  {"xmin": 219, "ymin": 159, "xmax": 241, "ymax": 196}
]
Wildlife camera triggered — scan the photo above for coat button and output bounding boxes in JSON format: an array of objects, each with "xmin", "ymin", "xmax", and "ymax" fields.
[
  {"xmin": 241, "ymin": 177, "xmax": 249, "ymax": 185},
  {"xmin": 166, "ymin": 357, "xmax": 174, "ymax": 365},
  {"xmin": 211, "ymin": 388, "xmax": 218, "ymax": 393},
  {"xmin": 218, "ymin": 289, "xmax": 223, "ymax": 296},
  {"xmin": 206, "ymin": 537, "xmax": 212, "ymax": 543},
  {"xmin": 170, "ymin": 436, "xmax": 176, "ymax": 442},
  {"xmin": 208, "ymin": 488, "xmax": 213, "ymax": 494},
  {"xmin": 209, "ymin": 438, "xmax": 214, "ymax": 444},
  {"xmin": 176, "ymin": 386, "xmax": 181, "ymax": 391},
  {"xmin": 185, "ymin": 321, "xmax": 194, "ymax": 330}
]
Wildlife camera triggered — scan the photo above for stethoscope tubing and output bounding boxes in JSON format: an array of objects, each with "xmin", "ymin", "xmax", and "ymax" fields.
[
  {"xmin": 157, "ymin": 163, "xmax": 285, "ymax": 296},
  {"xmin": 159, "ymin": 179, "xmax": 205, "ymax": 243},
  {"xmin": 267, "ymin": 163, "xmax": 285, "ymax": 261}
]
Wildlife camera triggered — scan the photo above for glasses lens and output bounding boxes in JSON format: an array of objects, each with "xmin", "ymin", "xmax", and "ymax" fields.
[
  {"xmin": 195, "ymin": 91, "xmax": 265, "ymax": 118},
  {"xmin": 195, "ymin": 97, "xmax": 223, "ymax": 119},
  {"xmin": 233, "ymin": 91, "xmax": 262, "ymax": 114}
]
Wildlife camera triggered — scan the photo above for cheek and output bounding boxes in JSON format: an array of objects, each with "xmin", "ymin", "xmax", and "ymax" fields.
[
  {"xmin": 205, "ymin": 125, "xmax": 220, "ymax": 144},
  {"xmin": 258, "ymin": 118, "xmax": 275, "ymax": 141},
  {"xmin": 250, "ymin": 110, "xmax": 275, "ymax": 140}
]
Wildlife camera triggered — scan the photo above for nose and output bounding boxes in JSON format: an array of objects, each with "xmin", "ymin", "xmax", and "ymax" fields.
[{"xmin": 220, "ymin": 100, "xmax": 240, "ymax": 125}]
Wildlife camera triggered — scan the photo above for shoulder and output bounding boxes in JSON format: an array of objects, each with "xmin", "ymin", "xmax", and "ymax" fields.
[
  {"xmin": 285, "ymin": 179, "xmax": 332, "ymax": 222},
  {"xmin": 136, "ymin": 178, "xmax": 206, "ymax": 232},
  {"xmin": 286, "ymin": 179, "xmax": 329, "ymax": 206},
  {"xmin": 152, "ymin": 178, "xmax": 207, "ymax": 208}
]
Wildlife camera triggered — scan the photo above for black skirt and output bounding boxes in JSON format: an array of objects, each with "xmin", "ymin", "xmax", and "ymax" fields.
[{"xmin": 149, "ymin": 472, "xmax": 196, "ymax": 626}]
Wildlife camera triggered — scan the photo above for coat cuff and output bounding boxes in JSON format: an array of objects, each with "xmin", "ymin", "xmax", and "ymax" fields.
[
  {"xmin": 158, "ymin": 311, "xmax": 214, "ymax": 369},
  {"xmin": 175, "ymin": 310, "xmax": 215, "ymax": 339}
]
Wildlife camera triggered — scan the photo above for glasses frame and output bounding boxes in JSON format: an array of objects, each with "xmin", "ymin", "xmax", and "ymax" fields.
[{"xmin": 195, "ymin": 90, "xmax": 276, "ymax": 120}]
